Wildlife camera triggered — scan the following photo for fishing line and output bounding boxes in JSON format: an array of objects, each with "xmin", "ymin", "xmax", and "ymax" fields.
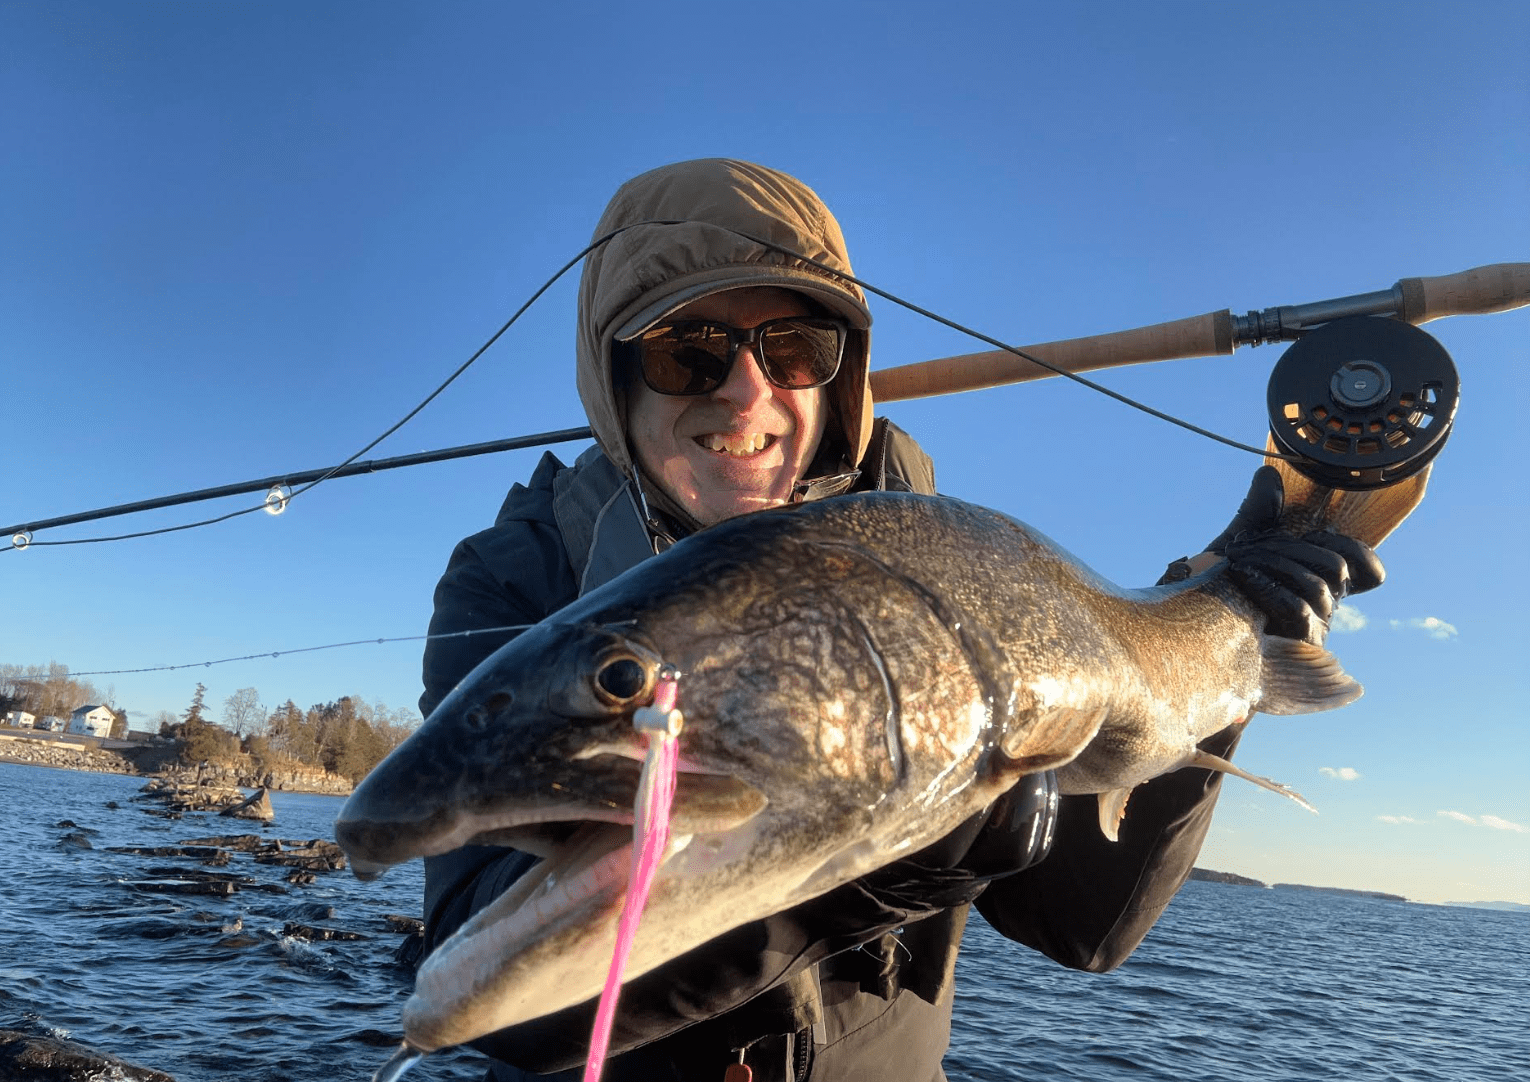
[
  {"xmin": 716, "ymin": 225, "xmax": 1301, "ymax": 463},
  {"xmin": 59, "ymin": 624, "xmax": 534, "ymax": 679},
  {"xmin": 7, "ymin": 219, "xmax": 1287, "ymax": 553},
  {"xmin": 1, "ymin": 220, "xmax": 686, "ymax": 554}
]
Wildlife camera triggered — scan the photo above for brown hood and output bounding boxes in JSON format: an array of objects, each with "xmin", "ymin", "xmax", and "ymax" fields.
[{"xmin": 575, "ymin": 159, "xmax": 875, "ymax": 480}]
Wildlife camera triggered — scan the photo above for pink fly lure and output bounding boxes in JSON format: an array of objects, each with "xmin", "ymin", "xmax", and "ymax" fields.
[{"xmin": 582, "ymin": 668, "xmax": 684, "ymax": 1082}]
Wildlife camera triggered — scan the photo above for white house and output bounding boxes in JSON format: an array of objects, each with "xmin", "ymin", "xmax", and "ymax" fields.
[
  {"xmin": 3, "ymin": 710, "xmax": 36, "ymax": 729},
  {"xmin": 68, "ymin": 705, "xmax": 116, "ymax": 738}
]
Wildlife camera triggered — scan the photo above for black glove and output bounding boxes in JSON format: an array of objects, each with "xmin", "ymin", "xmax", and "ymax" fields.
[{"xmin": 1161, "ymin": 466, "xmax": 1384, "ymax": 644}]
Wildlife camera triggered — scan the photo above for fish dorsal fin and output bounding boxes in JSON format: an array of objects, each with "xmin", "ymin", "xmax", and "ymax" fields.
[
  {"xmin": 1259, "ymin": 638, "xmax": 1363, "ymax": 716},
  {"xmin": 1000, "ymin": 704, "xmax": 1109, "ymax": 773}
]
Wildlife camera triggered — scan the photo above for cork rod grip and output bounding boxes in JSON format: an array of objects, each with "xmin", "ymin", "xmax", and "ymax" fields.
[
  {"xmin": 1397, "ymin": 262, "xmax": 1530, "ymax": 325},
  {"xmin": 869, "ymin": 310, "xmax": 1234, "ymax": 403}
]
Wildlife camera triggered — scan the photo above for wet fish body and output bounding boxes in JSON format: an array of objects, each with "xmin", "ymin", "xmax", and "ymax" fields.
[{"xmin": 336, "ymin": 490, "xmax": 1362, "ymax": 1051}]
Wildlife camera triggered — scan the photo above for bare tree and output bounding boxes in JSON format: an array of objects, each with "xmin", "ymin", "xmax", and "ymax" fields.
[{"xmin": 221, "ymin": 687, "xmax": 265, "ymax": 738}]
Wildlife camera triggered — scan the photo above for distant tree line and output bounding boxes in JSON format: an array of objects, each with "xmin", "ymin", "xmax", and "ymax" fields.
[
  {"xmin": 3, "ymin": 661, "xmax": 420, "ymax": 783},
  {"xmin": 155, "ymin": 683, "xmax": 420, "ymax": 783},
  {"xmin": 0, "ymin": 661, "xmax": 128, "ymax": 737}
]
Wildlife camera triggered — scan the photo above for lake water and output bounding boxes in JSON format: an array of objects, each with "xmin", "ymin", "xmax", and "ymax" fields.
[{"xmin": 1, "ymin": 761, "xmax": 1524, "ymax": 1081}]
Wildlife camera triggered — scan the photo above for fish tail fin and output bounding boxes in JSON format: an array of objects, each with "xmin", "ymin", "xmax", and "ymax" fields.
[
  {"xmin": 1097, "ymin": 788, "xmax": 1132, "ymax": 842},
  {"xmin": 1189, "ymin": 749, "xmax": 1318, "ymax": 816},
  {"xmin": 1259, "ymin": 637, "xmax": 1363, "ymax": 715},
  {"xmin": 1268, "ymin": 443, "xmax": 1431, "ymax": 548}
]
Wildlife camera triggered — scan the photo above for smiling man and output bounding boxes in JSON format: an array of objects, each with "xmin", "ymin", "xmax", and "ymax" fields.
[
  {"xmin": 416, "ymin": 159, "xmax": 1379, "ymax": 1082},
  {"xmin": 622, "ymin": 287, "xmax": 833, "ymax": 527}
]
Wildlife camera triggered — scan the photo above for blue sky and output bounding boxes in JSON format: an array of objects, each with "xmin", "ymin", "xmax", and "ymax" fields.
[{"xmin": 2, "ymin": 1, "xmax": 1526, "ymax": 905}]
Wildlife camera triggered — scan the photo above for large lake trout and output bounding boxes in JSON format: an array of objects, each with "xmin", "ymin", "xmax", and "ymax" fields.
[{"xmin": 336, "ymin": 465, "xmax": 1421, "ymax": 1053}]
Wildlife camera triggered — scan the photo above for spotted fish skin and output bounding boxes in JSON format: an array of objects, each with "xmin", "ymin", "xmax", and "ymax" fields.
[{"xmin": 335, "ymin": 489, "xmax": 1362, "ymax": 1051}]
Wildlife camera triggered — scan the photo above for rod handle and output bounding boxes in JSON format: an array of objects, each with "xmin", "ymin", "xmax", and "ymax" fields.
[
  {"xmin": 1397, "ymin": 262, "xmax": 1530, "ymax": 325},
  {"xmin": 869, "ymin": 310, "xmax": 1233, "ymax": 403}
]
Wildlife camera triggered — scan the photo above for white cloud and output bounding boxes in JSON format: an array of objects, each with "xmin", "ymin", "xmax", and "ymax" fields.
[
  {"xmin": 1330, "ymin": 603, "xmax": 1367, "ymax": 633},
  {"xmin": 1481, "ymin": 815, "xmax": 1529, "ymax": 833},
  {"xmin": 1377, "ymin": 815, "xmax": 1418, "ymax": 825},
  {"xmin": 1390, "ymin": 616, "xmax": 1458, "ymax": 640},
  {"xmin": 1436, "ymin": 810, "xmax": 1530, "ymax": 832},
  {"xmin": 1320, "ymin": 766, "xmax": 1361, "ymax": 781}
]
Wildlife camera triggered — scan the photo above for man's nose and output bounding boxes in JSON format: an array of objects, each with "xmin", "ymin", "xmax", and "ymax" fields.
[{"xmin": 710, "ymin": 343, "xmax": 774, "ymax": 408}]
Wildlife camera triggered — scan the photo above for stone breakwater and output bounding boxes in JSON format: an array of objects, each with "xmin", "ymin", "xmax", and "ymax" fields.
[
  {"xmin": 0, "ymin": 733, "xmax": 352, "ymax": 794},
  {"xmin": 0, "ymin": 733, "xmax": 138, "ymax": 774}
]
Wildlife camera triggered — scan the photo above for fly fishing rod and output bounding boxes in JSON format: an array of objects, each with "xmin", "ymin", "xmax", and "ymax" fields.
[
  {"xmin": 867, "ymin": 262, "xmax": 1526, "ymax": 401},
  {"xmin": 6, "ymin": 262, "xmax": 1525, "ymax": 545},
  {"xmin": 868, "ymin": 262, "xmax": 1524, "ymax": 497}
]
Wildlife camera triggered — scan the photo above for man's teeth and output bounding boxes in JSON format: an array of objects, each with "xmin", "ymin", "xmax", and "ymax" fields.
[{"xmin": 698, "ymin": 433, "xmax": 772, "ymax": 456}]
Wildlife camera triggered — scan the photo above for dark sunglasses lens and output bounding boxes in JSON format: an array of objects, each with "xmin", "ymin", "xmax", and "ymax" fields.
[
  {"xmin": 637, "ymin": 318, "xmax": 845, "ymax": 395},
  {"xmin": 757, "ymin": 320, "xmax": 844, "ymax": 389},
  {"xmin": 638, "ymin": 325, "xmax": 732, "ymax": 395}
]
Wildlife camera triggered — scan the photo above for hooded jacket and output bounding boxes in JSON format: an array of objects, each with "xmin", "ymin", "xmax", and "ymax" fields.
[{"xmin": 418, "ymin": 160, "xmax": 1237, "ymax": 1082}]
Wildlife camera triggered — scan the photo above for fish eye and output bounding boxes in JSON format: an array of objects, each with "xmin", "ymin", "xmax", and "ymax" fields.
[{"xmin": 594, "ymin": 656, "xmax": 648, "ymax": 703}]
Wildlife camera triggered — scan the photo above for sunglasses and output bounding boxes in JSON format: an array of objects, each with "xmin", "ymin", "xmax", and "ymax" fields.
[{"xmin": 632, "ymin": 317, "xmax": 848, "ymax": 396}]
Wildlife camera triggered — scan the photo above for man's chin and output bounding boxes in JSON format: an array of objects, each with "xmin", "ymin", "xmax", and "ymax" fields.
[
  {"xmin": 689, "ymin": 492, "xmax": 790, "ymax": 527},
  {"xmin": 675, "ymin": 459, "xmax": 795, "ymax": 525}
]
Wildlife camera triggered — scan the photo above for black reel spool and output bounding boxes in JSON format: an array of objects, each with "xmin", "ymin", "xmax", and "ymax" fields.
[{"xmin": 1267, "ymin": 315, "xmax": 1459, "ymax": 491}]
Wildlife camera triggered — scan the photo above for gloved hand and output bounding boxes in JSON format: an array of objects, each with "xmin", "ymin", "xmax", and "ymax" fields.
[{"xmin": 1160, "ymin": 466, "xmax": 1385, "ymax": 644}]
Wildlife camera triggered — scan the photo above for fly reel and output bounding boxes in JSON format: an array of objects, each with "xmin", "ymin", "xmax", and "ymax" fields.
[{"xmin": 1266, "ymin": 316, "xmax": 1459, "ymax": 491}]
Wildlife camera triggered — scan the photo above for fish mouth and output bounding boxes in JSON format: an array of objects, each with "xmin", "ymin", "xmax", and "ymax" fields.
[
  {"xmin": 397, "ymin": 766, "xmax": 767, "ymax": 1051},
  {"xmin": 337, "ymin": 755, "xmax": 766, "ymax": 879},
  {"xmin": 402, "ymin": 819, "xmax": 649, "ymax": 1051},
  {"xmin": 430, "ymin": 820, "xmax": 650, "ymax": 976}
]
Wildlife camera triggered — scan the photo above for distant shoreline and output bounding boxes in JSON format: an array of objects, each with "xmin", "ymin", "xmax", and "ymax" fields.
[
  {"xmin": 1190, "ymin": 867, "xmax": 1530, "ymax": 913},
  {"xmin": 1190, "ymin": 867, "xmax": 1405, "ymax": 901},
  {"xmin": 0, "ymin": 737, "xmax": 350, "ymax": 796}
]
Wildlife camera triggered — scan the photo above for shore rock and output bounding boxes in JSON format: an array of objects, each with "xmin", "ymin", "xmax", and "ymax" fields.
[
  {"xmin": 125, "ymin": 879, "xmax": 239, "ymax": 897},
  {"xmin": 220, "ymin": 787, "xmax": 275, "ymax": 821},
  {"xmin": 283, "ymin": 921, "xmax": 367, "ymax": 941},
  {"xmin": 179, "ymin": 833, "xmax": 279, "ymax": 853},
  {"xmin": 255, "ymin": 838, "xmax": 346, "ymax": 871},
  {"xmin": 0, "ymin": 1028, "xmax": 176, "ymax": 1082}
]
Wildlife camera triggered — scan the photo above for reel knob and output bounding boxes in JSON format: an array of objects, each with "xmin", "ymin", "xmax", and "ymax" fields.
[{"xmin": 1267, "ymin": 316, "xmax": 1459, "ymax": 491}]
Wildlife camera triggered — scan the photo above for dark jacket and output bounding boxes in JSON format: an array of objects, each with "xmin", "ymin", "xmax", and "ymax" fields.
[{"xmin": 418, "ymin": 420, "xmax": 1238, "ymax": 1081}]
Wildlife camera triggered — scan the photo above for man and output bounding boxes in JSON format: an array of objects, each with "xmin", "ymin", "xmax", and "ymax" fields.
[{"xmin": 419, "ymin": 159, "xmax": 1380, "ymax": 1081}]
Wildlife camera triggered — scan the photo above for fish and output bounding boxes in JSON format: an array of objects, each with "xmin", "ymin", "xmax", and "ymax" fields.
[{"xmin": 334, "ymin": 462, "xmax": 1425, "ymax": 1054}]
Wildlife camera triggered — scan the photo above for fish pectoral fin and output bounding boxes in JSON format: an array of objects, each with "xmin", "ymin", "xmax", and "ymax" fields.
[
  {"xmin": 1096, "ymin": 788, "xmax": 1132, "ymax": 842},
  {"xmin": 1001, "ymin": 705, "xmax": 1109, "ymax": 773},
  {"xmin": 1188, "ymin": 749, "xmax": 1318, "ymax": 816}
]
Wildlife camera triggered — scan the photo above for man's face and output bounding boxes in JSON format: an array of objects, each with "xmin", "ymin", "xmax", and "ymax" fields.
[{"xmin": 626, "ymin": 287, "xmax": 831, "ymax": 527}]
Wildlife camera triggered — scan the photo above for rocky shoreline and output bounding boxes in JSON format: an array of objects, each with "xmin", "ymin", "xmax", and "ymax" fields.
[
  {"xmin": 0, "ymin": 733, "xmax": 351, "ymax": 795},
  {"xmin": 0, "ymin": 1029, "xmax": 176, "ymax": 1082}
]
